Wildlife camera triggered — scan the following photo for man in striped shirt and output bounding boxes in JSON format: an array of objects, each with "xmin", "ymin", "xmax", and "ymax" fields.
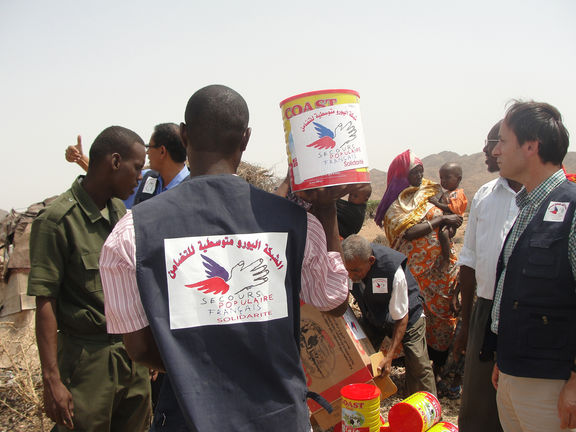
[
  {"xmin": 490, "ymin": 101, "xmax": 576, "ymax": 432},
  {"xmin": 100, "ymin": 85, "xmax": 354, "ymax": 431}
]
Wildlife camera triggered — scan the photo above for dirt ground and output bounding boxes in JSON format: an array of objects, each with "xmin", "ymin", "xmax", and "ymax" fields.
[{"xmin": 0, "ymin": 219, "xmax": 464, "ymax": 431}]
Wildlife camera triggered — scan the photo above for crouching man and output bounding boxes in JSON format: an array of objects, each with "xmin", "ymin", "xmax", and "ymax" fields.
[{"xmin": 341, "ymin": 234, "xmax": 436, "ymax": 395}]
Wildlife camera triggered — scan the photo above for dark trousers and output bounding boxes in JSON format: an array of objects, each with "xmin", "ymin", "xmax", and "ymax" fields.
[
  {"xmin": 150, "ymin": 374, "xmax": 192, "ymax": 432},
  {"xmin": 458, "ymin": 298, "xmax": 503, "ymax": 432}
]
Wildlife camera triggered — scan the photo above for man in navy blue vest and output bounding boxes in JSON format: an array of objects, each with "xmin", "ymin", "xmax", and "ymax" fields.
[
  {"xmin": 341, "ymin": 234, "xmax": 437, "ymax": 396},
  {"xmin": 100, "ymin": 85, "xmax": 355, "ymax": 431},
  {"xmin": 490, "ymin": 101, "xmax": 576, "ymax": 431}
]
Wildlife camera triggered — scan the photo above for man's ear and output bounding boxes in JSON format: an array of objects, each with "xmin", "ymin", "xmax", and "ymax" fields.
[
  {"xmin": 240, "ymin": 127, "xmax": 251, "ymax": 152},
  {"xmin": 111, "ymin": 153, "xmax": 121, "ymax": 170},
  {"xmin": 180, "ymin": 123, "xmax": 189, "ymax": 151},
  {"xmin": 368, "ymin": 255, "xmax": 376, "ymax": 267},
  {"xmin": 523, "ymin": 139, "xmax": 540, "ymax": 157}
]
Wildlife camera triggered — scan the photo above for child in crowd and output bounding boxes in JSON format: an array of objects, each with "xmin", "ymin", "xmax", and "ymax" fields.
[
  {"xmin": 429, "ymin": 163, "xmax": 467, "ymax": 398},
  {"xmin": 337, "ymin": 183, "xmax": 372, "ymax": 238},
  {"xmin": 428, "ymin": 163, "xmax": 467, "ymax": 269}
]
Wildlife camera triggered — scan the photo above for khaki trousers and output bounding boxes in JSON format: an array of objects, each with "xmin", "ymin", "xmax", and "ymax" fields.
[
  {"xmin": 497, "ymin": 371, "xmax": 575, "ymax": 432},
  {"xmin": 403, "ymin": 316, "xmax": 437, "ymax": 396},
  {"xmin": 53, "ymin": 333, "xmax": 151, "ymax": 432}
]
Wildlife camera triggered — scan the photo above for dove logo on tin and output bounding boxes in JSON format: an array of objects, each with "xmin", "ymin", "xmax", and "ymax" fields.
[{"xmin": 288, "ymin": 103, "xmax": 368, "ymax": 185}]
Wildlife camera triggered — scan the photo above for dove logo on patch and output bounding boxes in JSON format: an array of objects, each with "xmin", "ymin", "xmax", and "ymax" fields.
[
  {"xmin": 185, "ymin": 254, "xmax": 269, "ymax": 296},
  {"xmin": 372, "ymin": 278, "xmax": 388, "ymax": 294},
  {"xmin": 164, "ymin": 233, "xmax": 288, "ymax": 329},
  {"xmin": 544, "ymin": 201, "xmax": 569, "ymax": 222}
]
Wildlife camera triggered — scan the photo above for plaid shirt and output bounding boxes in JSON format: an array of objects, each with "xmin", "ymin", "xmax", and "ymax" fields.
[{"xmin": 491, "ymin": 169, "xmax": 576, "ymax": 333}]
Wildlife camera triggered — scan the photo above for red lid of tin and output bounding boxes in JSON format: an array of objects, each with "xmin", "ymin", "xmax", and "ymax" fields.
[
  {"xmin": 279, "ymin": 89, "xmax": 360, "ymax": 107},
  {"xmin": 340, "ymin": 383, "xmax": 381, "ymax": 401}
]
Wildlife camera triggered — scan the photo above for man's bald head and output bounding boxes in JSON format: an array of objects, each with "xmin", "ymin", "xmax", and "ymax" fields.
[{"xmin": 183, "ymin": 85, "xmax": 250, "ymax": 155}]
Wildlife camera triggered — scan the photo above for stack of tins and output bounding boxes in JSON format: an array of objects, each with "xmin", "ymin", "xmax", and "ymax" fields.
[{"xmin": 340, "ymin": 383, "xmax": 383, "ymax": 432}]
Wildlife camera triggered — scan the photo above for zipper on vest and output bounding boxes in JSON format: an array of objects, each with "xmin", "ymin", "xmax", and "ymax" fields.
[{"xmin": 513, "ymin": 299, "xmax": 575, "ymax": 311}]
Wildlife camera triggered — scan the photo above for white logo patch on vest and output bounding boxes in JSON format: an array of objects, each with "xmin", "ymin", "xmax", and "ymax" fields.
[
  {"xmin": 142, "ymin": 176, "xmax": 158, "ymax": 194},
  {"xmin": 372, "ymin": 278, "xmax": 388, "ymax": 294},
  {"xmin": 543, "ymin": 201, "xmax": 569, "ymax": 222},
  {"xmin": 164, "ymin": 232, "xmax": 288, "ymax": 330}
]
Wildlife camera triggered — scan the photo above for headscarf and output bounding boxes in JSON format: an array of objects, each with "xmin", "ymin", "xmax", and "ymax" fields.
[
  {"xmin": 374, "ymin": 150, "xmax": 422, "ymax": 226},
  {"xmin": 383, "ymin": 178, "xmax": 440, "ymax": 248}
]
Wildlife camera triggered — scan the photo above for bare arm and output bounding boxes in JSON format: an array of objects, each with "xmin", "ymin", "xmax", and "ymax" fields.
[
  {"xmin": 310, "ymin": 201, "xmax": 341, "ymax": 254},
  {"xmin": 558, "ymin": 372, "xmax": 576, "ymax": 429},
  {"xmin": 452, "ymin": 265, "xmax": 476, "ymax": 357},
  {"xmin": 36, "ymin": 297, "xmax": 74, "ymax": 429},
  {"xmin": 311, "ymin": 202, "xmax": 350, "ymax": 316},
  {"xmin": 492, "ymin": 363, "xmax": 499, "ymax": 390},
  {"xmin": 429, "ymin": 193, "xmax": 452, "ymax": 214},
  {"xmin": 123, "ymin": 326, "xmax": 165, "ymax": 372},
  {"xmin": 403, "ymin": 214, "xmax": 462, "ymax": 241},
  {"xmin": 65, "ymin": 135, "xmax": 89, "ymax": 172},
  {"xmin": 300, "ymin": 185, "xmax": 363, "ymax": 316},
  {"xmin": 324, "ymin": 298, "xmax": 349, "ymax": 317},
  {"xmin": 76, "ymin": 155, "xmax": 89, "ymax": 172},
  {"xmin": 378, "ymin": 314, "xmax": 409, "ymax": 376},
  {"xmin": 274, "ymin": 173, "xmax": 291, "ymax": 198},
  {"xmin": 431, "ymin": 201, "xmax": 452, "ymax": 213}
]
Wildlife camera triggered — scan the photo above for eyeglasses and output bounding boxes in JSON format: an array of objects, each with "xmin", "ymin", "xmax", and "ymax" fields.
[
  {"xmin": 145, "ymin": 144, "xmax": 162, "ymax": 149},
  {"xmin": 484, "ymin": 139, "xmax": 499, "ymax": 146}
]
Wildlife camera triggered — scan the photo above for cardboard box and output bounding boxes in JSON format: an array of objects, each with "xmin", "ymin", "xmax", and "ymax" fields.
[
  {"xmin": 342, "ymin": 308, "xmax": 374, "ymax": 365},
  {"xmin": 342, "ymin": 308, "xmax": 397, "ymax": 399},
  {"xmin": 300, "ymin": 304, "xmax": 397, "ymax": 430}
]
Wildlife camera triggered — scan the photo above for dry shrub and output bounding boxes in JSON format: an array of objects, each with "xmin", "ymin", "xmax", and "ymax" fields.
[
  {"xmin": 237, "ymin": 161, "xmax": 279, "ymax": 193},
  {"xmin": 366, "ymin": 199, "xmax": 380, "ymax": 219},
  {"xmin": 0, "ymin": 315, "xmax": 47, "ymax": 431},
  {"xmin": 372, "ymin": 234, "xmax": 389, "ymax": 247}
]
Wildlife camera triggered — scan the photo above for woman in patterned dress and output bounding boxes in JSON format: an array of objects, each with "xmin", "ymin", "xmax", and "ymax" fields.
[{"xmin": 375, "ymin": 150, "xmax": 463, "ymax": 377}]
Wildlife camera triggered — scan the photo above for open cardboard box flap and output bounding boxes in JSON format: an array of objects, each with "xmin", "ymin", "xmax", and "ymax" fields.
[{"xmin": 300, "ymin": 303, "xmax": 397, "ymax": 431}]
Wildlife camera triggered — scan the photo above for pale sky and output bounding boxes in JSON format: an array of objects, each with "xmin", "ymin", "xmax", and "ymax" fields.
[{"xmin": 1, "ymin": 0, "xmax": 575, "ymax": 211}]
